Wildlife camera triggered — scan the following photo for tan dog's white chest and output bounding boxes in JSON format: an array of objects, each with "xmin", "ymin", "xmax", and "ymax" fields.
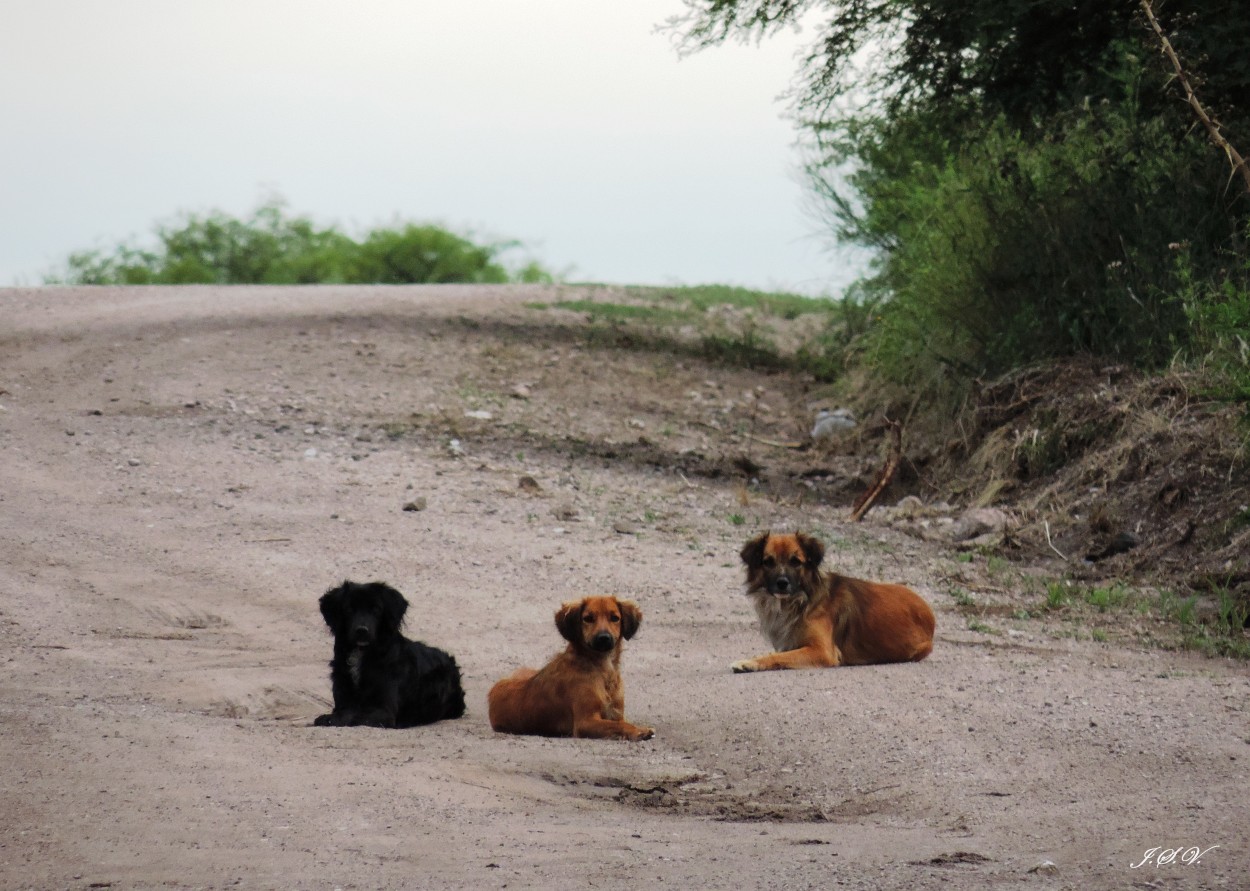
[{"xmin": 749, "ymin": 593, "xmax": 806, "ymax": 652}]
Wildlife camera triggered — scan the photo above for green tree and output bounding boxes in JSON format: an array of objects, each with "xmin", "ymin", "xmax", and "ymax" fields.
[
  {"xmin": 677, "ymin": 1, "xmax": 1250, "ymax": 387},
  {"xmin": 349, "ymin": 225, "xmax": 510, "ymax": 284},
  {"xmin": 48, "ymin": 199, "xmax": 551, "ymax": 286}
]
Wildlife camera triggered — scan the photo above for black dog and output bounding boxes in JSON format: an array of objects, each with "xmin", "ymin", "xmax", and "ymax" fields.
[{"xmin": 313, "ymin": 580, "xmax": 466, "ymax": 728}]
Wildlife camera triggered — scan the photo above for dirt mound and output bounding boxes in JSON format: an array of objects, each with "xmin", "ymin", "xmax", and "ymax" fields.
[{"xmin": 922, "ymin": 359, "xmax": 1249, "ymax": 596}]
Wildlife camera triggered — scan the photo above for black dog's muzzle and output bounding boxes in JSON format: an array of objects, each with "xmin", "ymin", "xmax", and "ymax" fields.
[{"xmin": 591, "ymin": 632, "xmax": 616, "ymax": 652}]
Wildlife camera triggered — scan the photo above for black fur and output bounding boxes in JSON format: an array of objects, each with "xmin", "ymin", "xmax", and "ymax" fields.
[{"xmin": 313, "ymin": 580, "xmax": 466, "ymax": 728}]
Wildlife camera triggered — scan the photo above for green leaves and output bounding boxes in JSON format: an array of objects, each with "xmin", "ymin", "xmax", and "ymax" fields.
[
  {"xmin": 678, "ymin": 1, "xmax": 1250, "ymax": 404},
  {"xmin": 48, "ymin": 199, "xmax": 551, "ymax": 286}
]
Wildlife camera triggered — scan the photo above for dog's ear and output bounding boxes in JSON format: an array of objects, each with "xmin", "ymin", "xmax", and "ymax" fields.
[
  {"xmin": 555, "ymin": 600, "xmax": 584, "ymax": 643},
  {"xmin": 796, "ymin": 532, "xmax": 825, "ymax": 570},
  {"xmin": 377, "ymin": 583, "xmax": 408, "ymax": 631},
  {"xmin": 617, "ymin": 600, "xmax": 642, "ymax": 640},
  {"xmin": 319, "ymin": 583, "xmax": 347, "ymax": 629},
  {"xmin": 740, "ymin": 531, "xmax": 770, "ymax": 568}
]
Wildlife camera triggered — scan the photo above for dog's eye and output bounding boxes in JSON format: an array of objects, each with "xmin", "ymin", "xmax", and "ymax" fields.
[
  {"xmin": 762, "ymin": 556, "xmax": 776, "ymax": 568},
  {"xmin": 609, "ymin": 614, "xmax": 620, "ymax": 623},
  {"xmin": 582, "ymin": 613, "xmax": 595, "ymax": 623},
  {"xmin": 789, "ymin": 556, "xmax": 802, "ymax": 567}
]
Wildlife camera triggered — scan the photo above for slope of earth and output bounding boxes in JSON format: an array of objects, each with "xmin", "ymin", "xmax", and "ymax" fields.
[{"xmin": 1, "ymin": 285, "xmax": 1247, "ymax": 890}]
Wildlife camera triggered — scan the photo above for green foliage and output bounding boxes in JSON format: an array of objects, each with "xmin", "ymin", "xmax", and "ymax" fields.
[
  {"xmin": 697, "ymin": 319, "xmax": 786, "ymax": 371},
  {"xmin": 828, "ymin": 101, "xmax": 1233, "ymax": 387},
  {"xmin": 1085, "ymin": 583, "xmax": 1130, "ymax": 613},
  {"xmin": 1175, "ymin": 227, "xmax": 1250, "ymax": 404},
  {"xmin": 1044, "ymin": 581, "xmax": 1071, "ymax": 611},
  {"xmin": 554, "ymin": 300, "xmax": 674, "ymax": 322},
  {"xmin": 792, "ymin": 285, "xmax": 885, "ymax": 380},
  {"xmin": 48, "ymin": 199, "xmax": 551, "ymax": 286},
  {"xmin": 350, "ymin": 225, "xmax": 510, "ymax": 284},
  {"xmin": 1215, "ymin": 588, "xmax": 1250, "ymax": 632},
  {"xmin": 679, "ymin": 1, "xmax": 1249, "ymax": 147},
  {"xmin": 949, "ymin": 588, "xmax": 975, "ymax": 607},
  {"xmin": 531, "ymin": 285, "xmax": 843, "ymax": 376},
  {"xmin": 639, "ymin": 284, "xmax": 826, "ymax": 319},
  {"xmin": 678, "ymin": 1, "xmax": 1250, "ymax": 399}
]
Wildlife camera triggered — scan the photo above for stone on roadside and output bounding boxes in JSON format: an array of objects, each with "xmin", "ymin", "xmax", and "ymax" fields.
[{"xmin": 948, "ymin": 507, "xmax": 1010, "ymax": 542}]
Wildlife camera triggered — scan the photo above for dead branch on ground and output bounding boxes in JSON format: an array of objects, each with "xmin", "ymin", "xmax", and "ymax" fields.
[{"xmin": 850, "ymin": 418, "xmax": 902, "ymax": 522}]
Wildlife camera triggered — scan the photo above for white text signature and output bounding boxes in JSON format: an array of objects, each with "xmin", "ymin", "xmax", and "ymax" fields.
[{"xmin": 1130, "ymin": 846, "xmax": 1219, "ymax": 869}]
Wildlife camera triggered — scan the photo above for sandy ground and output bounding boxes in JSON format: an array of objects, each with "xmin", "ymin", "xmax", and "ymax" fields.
[{"xmin": 1, "ymin": 285, "xmax": 1247, "ymax": 891}]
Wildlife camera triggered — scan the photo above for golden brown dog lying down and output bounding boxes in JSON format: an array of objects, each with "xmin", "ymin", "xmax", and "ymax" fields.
[
  {"xmin": 732, "ymin": 531, "xmax": 935, "ymax": 672},
  {"xmin": 488, "ymin": 596, "xmax": 654, "ymax": 741}
]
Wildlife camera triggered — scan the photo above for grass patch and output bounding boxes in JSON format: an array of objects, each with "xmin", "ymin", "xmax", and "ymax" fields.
[
  {"xmin": 1031, "ymin": 579, "xmax": 1250, "ymax": 658},
  {"xmin": 1084, "ymin": 583, "xmax": 1130, "ymax": 613},
  {"xmin": 1158, "ymin": 589, "xmax": 1199, "ymax": 626},
  {"xmin": 549, "ymin": 300, "xmax": 676, "ymax": 322},
  {"xmin": 526, "ymin": 284, "xmax": 837, "ymax": 375},
  {"xmin": 949, "ymin": 588, "xmax": 975, "ymax": 607},
  {"xmin": 698, "ymin": 323, "xmax": 786, "ymax": 371},
  {"xmin": 650, "ymin": 285, "xmax": 827, "ymax": 318},
  {"xmin": 1044, "ymin": 581, "xmax": 1071, "ymax": 611}
]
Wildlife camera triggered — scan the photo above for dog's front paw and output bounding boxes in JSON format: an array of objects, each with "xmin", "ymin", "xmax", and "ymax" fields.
[
  {"xmin": 731, "ymin": 660, "xmax": 759, "ymax": 673},
  {"xmin": 632, "ymin": 726, "xmax": 655, "ymax": 741},
  {"xmin": 312, "ymin": 713, "xmax": 338, "ymax": 727}
]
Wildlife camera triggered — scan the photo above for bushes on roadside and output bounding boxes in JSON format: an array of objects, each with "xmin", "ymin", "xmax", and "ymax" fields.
[
  {"xmin": 832, "ymin": 101, "xmax": 1235, "ymax": 385},
  {"xmin": 47, "ymin": 199, "xmax": 552, "ymax": 286},
  {"xmin": 679, "ymin": 2, "xmax": 1250, "ymax": 409}
]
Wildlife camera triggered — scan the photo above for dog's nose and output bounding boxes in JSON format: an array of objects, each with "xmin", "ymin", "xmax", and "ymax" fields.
[
  {"xmin": 591, "ymin": 632, "xmax": 615, "ymax": 652},
  {"xmin": 774, "ymin": 576, "xmax": 790, "ymax": 593},
  {"xmin": 352, "ymin": 626, "xmax": 372, "ymax": 644}
]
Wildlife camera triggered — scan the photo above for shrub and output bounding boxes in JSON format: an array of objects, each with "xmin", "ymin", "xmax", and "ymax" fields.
[
  {"xmin": 47, "ymin": 199, "xmax": 551, "ymax": 286},
  {"xmin": 824, "ymin": 99, "xmax": 1236, "ymax": 395},
  {"xmin": 1176, "ymin": 226, "xmax": 1250, "ymax": 404},
  {"xmin": 349, "ymin": 225, "xmax": 510, "ymax": 284}
]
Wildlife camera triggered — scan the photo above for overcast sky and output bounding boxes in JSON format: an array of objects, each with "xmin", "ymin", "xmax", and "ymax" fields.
[{"xmin": 1, "ymin": 1, "xmax": 869, "ymax": 293}]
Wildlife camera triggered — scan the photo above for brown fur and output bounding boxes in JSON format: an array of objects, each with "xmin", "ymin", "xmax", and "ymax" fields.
[
  {"xmin": 732, "ymin": 531, "xmax": 935, "ymax": 672},
  {"xmin": 487, "ymin": 596, "xmax": 653, "ymax": 740}
]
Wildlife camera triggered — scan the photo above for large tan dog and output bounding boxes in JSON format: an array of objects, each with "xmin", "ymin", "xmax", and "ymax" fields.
[
  {"xmin": 732, "ymin": 531, "xmax": 935, "ymax": 672},
  {"xmin": 488, "ymin": 596, "xmax": 654, "ymax": 741}
]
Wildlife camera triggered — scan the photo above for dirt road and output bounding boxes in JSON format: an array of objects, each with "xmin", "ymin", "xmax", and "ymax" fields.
[{"xmin": 2, "ymin": 285, "xmax": 1246, "ymax": 889}]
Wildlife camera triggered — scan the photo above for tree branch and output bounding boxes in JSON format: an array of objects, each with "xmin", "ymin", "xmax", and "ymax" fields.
[
  {"xmin": 850, "ymin": 418, "xmax": 902, "ymax": 522},
  {"xmin": 1140, "ymin": 0, "xmax": 1250, "ymax": 196}
]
